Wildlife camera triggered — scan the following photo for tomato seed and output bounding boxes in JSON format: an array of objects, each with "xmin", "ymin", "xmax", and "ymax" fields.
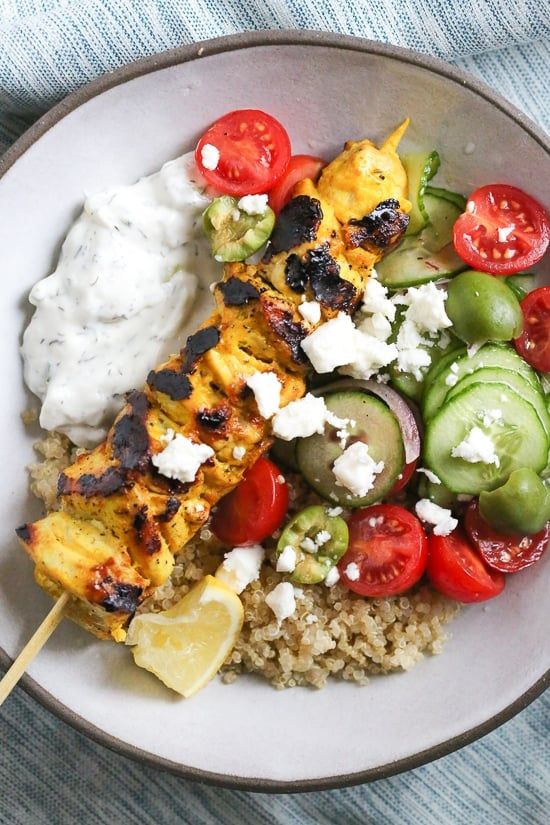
[
  {"xmin": 510, "ymin": 200, "xmax": 521, "ymax": 209},
  {"xmin": 493, "ymin": 249, "xmax": 502, "ymax": 259}
]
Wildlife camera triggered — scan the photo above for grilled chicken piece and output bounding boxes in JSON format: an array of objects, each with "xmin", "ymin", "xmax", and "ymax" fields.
[
  {"xmin": 17, "ymin": 122, "xmax": 410, "ymax": 640},
  {"xmin": 16, "ymin": 513, "xmax": 147, "ymax": 640}
]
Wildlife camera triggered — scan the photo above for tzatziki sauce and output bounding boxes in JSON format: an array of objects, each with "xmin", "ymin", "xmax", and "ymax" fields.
[{"xmin": 22, "ymin": 152, "xmax": 219, "ymax": 447}]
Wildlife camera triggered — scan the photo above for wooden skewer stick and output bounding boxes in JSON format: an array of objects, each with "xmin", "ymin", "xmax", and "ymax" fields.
[{"xmin": 0, "ymin": 591, "xmax": 70, "ymax": 706}]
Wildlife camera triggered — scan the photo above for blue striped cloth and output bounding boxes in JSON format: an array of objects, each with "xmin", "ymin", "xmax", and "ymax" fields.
[{"xmin": 1, "ymin": 2, "xmax": 549, "ymax": 822}]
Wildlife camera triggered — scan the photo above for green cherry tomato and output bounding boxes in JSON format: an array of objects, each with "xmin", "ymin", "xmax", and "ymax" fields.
[
  {"xmin": 445, "ymin": 270, "xmax": 523, "ymax": 344},
  {"xmin": 276, "ymin": 505, "xmax": 349, "ymax": 584},
  {"xmin": 479, "ymin": 468, "xmax": 550, "ymax": 535},
  {"xmin": 203, "ymin": 195, "xmax": 275, "ymax": 262}
]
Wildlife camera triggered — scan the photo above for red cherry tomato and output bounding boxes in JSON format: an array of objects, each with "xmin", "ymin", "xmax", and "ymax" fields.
[
  {"xmin": 389, "ymin": 459, "xmax": 418, "ymax": 495},
  {"xmin": 211, "ymin": 457, "xmax": 289, "ymax": 546},
  {"xmin": 268, "ymin": 154, "xmax": 325, "ymax": 213},
  {"xmin": 338, "ymin": 504, "xmax": 428, "ymax": 597},
  {"xmin": 465, "ymin": 500, "xmax": 550, "ymax": 573},
  {"xmin": 195, "ymin": 109, "xmax": 291, "ymax": 196},
  {"xmin": 514, "ymin": 286, "xmax": 550, "ymax": 372},
  {"xmin": 453, "ymin": 184, "xmax": 550, "ymax": 274},
  {"xmin": 427, "ymin": 529, "xmax": 505, "ymax": 602}
]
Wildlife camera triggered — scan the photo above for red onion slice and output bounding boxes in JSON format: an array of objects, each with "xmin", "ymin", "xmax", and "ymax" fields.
[{"xmin": 313, "ymin": 378, "xmax": 421, "ymax": 464}]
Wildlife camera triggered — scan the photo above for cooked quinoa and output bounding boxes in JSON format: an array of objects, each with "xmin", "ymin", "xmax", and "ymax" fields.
[{"xmin": 26, "ymin": 428, "xmax": 460, "ymax": 689}]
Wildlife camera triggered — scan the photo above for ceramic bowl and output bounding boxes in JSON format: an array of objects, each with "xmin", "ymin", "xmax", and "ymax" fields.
[{"xmin": 0, "ymin": 31, "xmax": 548, "ymax": 791}]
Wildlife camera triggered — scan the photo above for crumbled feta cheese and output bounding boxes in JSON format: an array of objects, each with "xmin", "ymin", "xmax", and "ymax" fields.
[
  {"xmin": 397, "ymin": 345, "xmax": 432, "ymax": 381},
  {"xmin": 276, "ymin": 474, "xmax": 286, "ymax": 485},
  {"xmin": 451, "ymin": 427, "xmax": 500, "ymax": 466},
  {"xmin": 246, "ymin": 371, "xmax": 281, "ymax": 419},
  {"xmin": 376, "ymin": 372, "xmax": 390, "ymax": 384},
  {"xmin": 200, "ymin": 143, "xmax": 220, "ymax": 171},
  {"xmin": 339, "ymin": 326, "xmax": 398, "ymax": 380},
  {"xmin": 232, "ymin": 445, "xmax": 246, "ymax": 461},
  {"xmin": 152, "ymin": 433, "xmax": 214, "ymax": 483},
  {"xmin": 272, "ymin": 393, "xmax": 327, "ymax": 440},
  {"xmin": 301, "ymin": 312, "xmax": 356, "ymax": 373},
  {"xmin": 345, "ymin": 562, "xmax": 360, "ymax": 581},
  {"xmin": 327, "ymin": 506, "xmax": 343, "ymax": 517},
  {"xmin": 276, "ymin": 545, "xmax": 297, "ymax": 573},
  {"xmin": 293, "ymin": 587, "xmax": 304, "ymax": 599},
  {"xmin": 481, "ymin": 409, "xmax": 503, "ymax": 427},
  {"xmin": 160, "ymin": 428, "xmax": 175, "ymax": 443},
  {"xmin": 216, "ymin": 545, "xmax": 264, "ymax": 593},
  {"xmin": 398, "ymin": 282, "xmax": 452, "ymax": 335},
  {"xmin": 415, "ymin": 499, "xmax": 458, "ymax": 537},
  {"xmin": 497, "ymin": 225, "xmax": 514, "ymax": 243},
  {"xmin": 305, "ymin": 614, "xmax": 318, "ymax": 624},
  {"xmin": 359, "ymin": 311, "xmax": 393, "ymax": 341},
  {"xmin": 361, "ymin": 279, "xmax": 396, "ymax": 321},
  {"xmin": 332, "ymin": 442, "xmax": 384, "ymax": 498},
  {"xmin": 300, "ymin": 537, "xmax": 318, "ymax": 553},
  {"xmin": 315, "ymin": 530, "xmax": 331, "ymax": 546},
  {"xmin": 237, "ymin": 193, "xmax": 269, "ymax": 215},
  {"xmin": 417, "ymin": 467, "xmax": 442, "ymax": 485},
  {"xmin": 298, "ymin": 300, "xmax": 322, "ymax": 325},
  {"xmin": 439, "ymin": 331, "xmax": 451, "ymax": 349},
  {"xmin": 467, "ymin": 341, "xmax": 486, "ymax": 357},
  {"xmin": 265, "ymin": 582, "xmax": 296, "ymax": 622},
  {"xmin": 445, "ymin": 361, "xmax": 460, "ymax": 387},
  {"xmin": 394, "ymin": 318, "xmax": 431, "ymax": 380},
  {"xmin": 324, "ymin": 567, "xmax": 340, "ymax": 586}
]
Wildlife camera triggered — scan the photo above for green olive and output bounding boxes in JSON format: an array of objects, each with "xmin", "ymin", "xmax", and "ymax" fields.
[
  {"xmin": 445, "ymin": 270, "xmax": 523, "ymax": 344},
  {"xmin": 417, "ymin": 476, "xmax": 457, "ymax": 510},
  {"xmin": 479, "ymin": 468, "xmax": 550, "ymax": 535},
  {"xmin": 203, "ymin": 196, "xmax": 275, "ymax": 262},
  {"xmin": 276, "ymin": 505, "xmax": 349, "ymax": 584}
]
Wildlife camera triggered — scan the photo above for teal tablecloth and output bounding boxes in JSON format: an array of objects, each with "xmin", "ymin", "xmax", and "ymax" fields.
[{"xmin": 1, "ymin": 2, "xmax": 548, "ymax": 822}]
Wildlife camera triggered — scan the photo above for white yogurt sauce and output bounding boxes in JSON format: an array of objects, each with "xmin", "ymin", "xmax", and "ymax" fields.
[{"xmin": 22, "ymin": 152, "xmax": 219, "ymax": 447}]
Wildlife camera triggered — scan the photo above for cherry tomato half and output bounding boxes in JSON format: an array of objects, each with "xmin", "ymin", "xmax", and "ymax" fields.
[
  {"xmin": 514, "ymin": 286, "xmax": 550, "ymax": 372},
  {"xmin": 453, "ymin": 184, "xmax": 550, "ymax": 274},
  {"xmin": 268, "ymin": 154, "xmax": 325, "ymax": 213},
  {"xmin": 211, "ymin": 457, "xmax": 289, "ymax": 546},
  {"xmin": 427, "ymin": 529, "xmax": 505, "ymax": 602},
  {"xmin": 465, "ymin": 500, "xmax": 550, "ymax": 573},
  {"xmin": 195, "ymin": 109, "xmax": 291, "ymax": 196},
  {"xmin": 389, "ymin": 459, "xmax": 418, "ymax": 495},
  {"xmin": 338, "ymin": 504, "xmax": 428, "ymax": 597}
]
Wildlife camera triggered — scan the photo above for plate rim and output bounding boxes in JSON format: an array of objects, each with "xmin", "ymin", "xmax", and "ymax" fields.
[{"xmin": 1, "ymin": 28, "xmax": 548, "ymax": 792}]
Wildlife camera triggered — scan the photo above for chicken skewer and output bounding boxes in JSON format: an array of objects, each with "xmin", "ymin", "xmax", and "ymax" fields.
[{"xmin": 1, "ymin": 122, "xmax": 411, "ymax": 701}]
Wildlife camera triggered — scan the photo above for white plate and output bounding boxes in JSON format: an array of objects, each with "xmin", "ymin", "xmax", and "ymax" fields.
[{"xmin": 0, "ymin": 32, "xmax": 548, "ymax": 790}]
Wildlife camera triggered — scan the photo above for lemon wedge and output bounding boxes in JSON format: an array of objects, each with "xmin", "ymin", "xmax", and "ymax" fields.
[{"xmin": 126, "ymin": 575, "xmax": 243, "ymax": 697}]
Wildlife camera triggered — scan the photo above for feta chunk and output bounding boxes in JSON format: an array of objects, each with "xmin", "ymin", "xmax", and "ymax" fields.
[
  {"xmin": 345, "ymin": 562, "xmax": 360, "ymax": 581},
  {"xmin": 332, "ymin": 442, "xmax": 384, "ymax": 498},
  {"xmin": 200, "ymin": 143, "xmax": 220, "ymax": 171},
  {"xmin": 398, "ymin": 282, "xmax": 452, "ymax": 334},
  {"xmin": 305, "ymin": 614, "xmax": 318, "ymax": 624},
  {"xmin": 246, "ymin": 371, "xmax": 281, "ymax": 419},
  {"xmin": 301, "ymin": 312, "xmax": 356, "ymax": 373},
  {"xmin": 315, "ymin": 530, "xmax": 331, "ymax": 546},
  {"xmin": 417, "ymin": 467, "xmax": 442, "ymax": 485},
  {"xmin": 324, "ymin": 566, "xmax": 341, "ymax": 586},
  {"xmin": 216, "ymin": 545, "xmax": 264, "ymax": 593},
  {"xmin": 467, "ymin": 341, "xmax": 486, "ymax": 357},
  {"xmin": 415, "ymin": 499, "xmax": 458, "ymax": 537},
  {"xmin": 327, "ymin": 506, "xmax": 343, "ymax": 517},
  {"xmin": 276, "ymin": 545, "xmax": 297, "ymax": 573},
  {"xmin": 300, "ymin": 537, "xmax": 318, "ymax": 553},
  {"xmin": 152, "ymin": 433, "xmax": 214, "ymax": 483},
  {"xmin": 339, "ymin": 326, "xmax": 398, "ymax": 380},
  {"xmin": 265, "ymin": 582, "xmax": 296, "ymax": 622},
  {"xmin": 361, "ymin": 279, "xmax": 396, "ymax": 321},
  {"xmin": 359, "ymin": 311, "xmax": 393, "ymax": 341},
  {"xmin": 451, "ymin": 427, "xmax": 500, "ymax": 466},
  {"xmin": 272, "ymin": 393, "xmax": 327, "ymax": 440},
  {"xmin": 232, "ymin": 445, "xmax": 246, "ymax": 460},
  {"xmin": 237, "ymin": 193, "xmax": 269, "ymax": 215},
  {"xmin": 298, "ymin": 300, "xmax": 322, "ymax": 325}
]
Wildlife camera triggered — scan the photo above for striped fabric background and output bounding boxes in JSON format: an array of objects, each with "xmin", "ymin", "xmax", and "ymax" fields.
[{"xmin": 0, "ymin": 2, "xmax": 549, "ymax": 822}]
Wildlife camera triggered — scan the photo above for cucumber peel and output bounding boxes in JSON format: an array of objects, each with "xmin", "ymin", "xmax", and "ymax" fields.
[{"xmin": 403, "ymin": 151, "xmax": 441, "ymax": 235}]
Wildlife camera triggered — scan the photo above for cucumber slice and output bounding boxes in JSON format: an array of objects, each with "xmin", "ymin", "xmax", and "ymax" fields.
[
  {"xmin": 424, "ymin": 186, "xmax": 467, "ymax": 211},
  {"xmin": 422, "ymin": 344, "xmax": 540, "ymax": 421},
  {"xmin": 403, "ymin": 151, "xmax": 441, "ymax": 235},
  {"xmin": 424, "ymin": 383, "xmax": 549, "ymax": 494},
  {"xmin": 377, "ymin": 194, "xmax": 466, "ymax": 289},
  {"xmin": 505, "ymin": 273, "xmax": 536, "ymax": 301},
  {"xmin": 445, "ymin": 367, "xmax": 550, "ymax": 439},
  {"xmin": 295, "ymin": 390, "xmax": 405, "ymax": 508}
]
